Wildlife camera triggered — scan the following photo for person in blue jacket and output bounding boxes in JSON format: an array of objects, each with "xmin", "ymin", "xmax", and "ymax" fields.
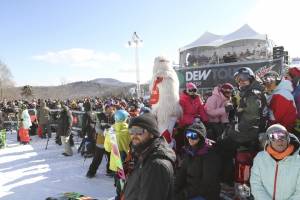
[{"xmin": 250, "ymin": 124, "xmax": 300, "ymax": 200}]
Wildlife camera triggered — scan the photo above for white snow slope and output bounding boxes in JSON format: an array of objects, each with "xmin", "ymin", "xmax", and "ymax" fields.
[{"xmin": 0, "ymin": 132, "xmax": 115, "ymax": 200}]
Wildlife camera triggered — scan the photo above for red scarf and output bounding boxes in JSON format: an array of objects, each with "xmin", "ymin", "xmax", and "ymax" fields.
[{"xmin": 149, "ymin": 77, "xmax": 163, "ymax": 105}]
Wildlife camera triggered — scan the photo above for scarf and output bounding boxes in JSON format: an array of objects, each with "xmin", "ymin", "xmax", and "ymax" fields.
[
  {"xmin": 185, "ymin": 139, "xmax": 211, "ymax": 157},
  {"xmin": 267, "ymin": 144, "xmax": 294, "ymax": 160}
]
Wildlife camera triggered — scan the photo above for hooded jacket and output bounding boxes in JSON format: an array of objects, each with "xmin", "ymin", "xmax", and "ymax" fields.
[
  {"xmin": 175, "ymin": 143, "xmax": 221, "ymax": 200},
  {"xmin": 267, "ymin": 79, "xmax": 297, "ymax": 132},
  {"xmin": 204, "ymin": 86, "xmax": 230, "ymax": 123},
  {"xmin": 123, "ymin": 137, "xmax": 176, "ymax": 200},
  {"xmin": 250, "ymin": 136, "xmax": 300, "ymax": 200},
  {"xmin": 179, "ymin": 91, "xmax": 208, "ymax": 127}
]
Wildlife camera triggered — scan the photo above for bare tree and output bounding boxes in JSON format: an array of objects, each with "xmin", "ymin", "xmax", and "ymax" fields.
[{"xmin": 0, "ymin": 61, "xmax": 14, "ymax": 99}]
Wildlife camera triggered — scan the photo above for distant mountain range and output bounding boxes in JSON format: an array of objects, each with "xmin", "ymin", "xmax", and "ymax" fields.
[{"xmin": 3, "ymin": 78, "xmax": 138, "ymax": 99}]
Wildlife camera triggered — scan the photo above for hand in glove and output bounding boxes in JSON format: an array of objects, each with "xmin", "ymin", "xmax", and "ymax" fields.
[{"xmin": 225, "ymin": 103, "xmax": 234, "ymax": 113}]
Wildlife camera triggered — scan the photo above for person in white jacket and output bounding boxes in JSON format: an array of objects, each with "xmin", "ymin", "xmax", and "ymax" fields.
[{"xmin": 250, "ymin": 124, "xmax": 300, "ymax": 200}]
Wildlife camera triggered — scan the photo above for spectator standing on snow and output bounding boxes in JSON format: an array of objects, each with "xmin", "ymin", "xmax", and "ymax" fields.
[{"xmin": 57, "ymin": 104, "xmax": 73, "ymax": 156}]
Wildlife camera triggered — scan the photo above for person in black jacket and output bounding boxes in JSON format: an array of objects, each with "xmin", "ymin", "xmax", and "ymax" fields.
[
  {"xmin": 57, "ymin": 104, "xmax": 73, "ymax": 156},
  {"xmin": 123, "ymin": 113, "xmax": 176, "ymax": 200},
  {"xmin": 175, "ymin": 122, "xmax": 221, "ymax": 200},
  {"xmin": 81, "ymin": 101, "xmax": 96, "ymax": 156}
]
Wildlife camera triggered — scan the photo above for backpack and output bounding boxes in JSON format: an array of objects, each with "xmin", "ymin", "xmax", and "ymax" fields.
[
  {"xmin": 248, "ymin": 88, "xmax": 268, "ymax": 132},
  {"xmin": 79, "ymin": 137, "xmax": 95, "ymax": 158}
]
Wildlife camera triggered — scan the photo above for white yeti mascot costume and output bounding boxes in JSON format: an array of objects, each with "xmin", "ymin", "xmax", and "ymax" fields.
[{"xmin": 150, "ymin": 56, "xmax": 182, "ymax": 146}]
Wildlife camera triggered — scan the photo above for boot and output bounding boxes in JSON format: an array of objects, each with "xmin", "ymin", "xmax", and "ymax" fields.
[{"xmin": 86, "ymin": 171, "xmax": 95, "ymax": 178}]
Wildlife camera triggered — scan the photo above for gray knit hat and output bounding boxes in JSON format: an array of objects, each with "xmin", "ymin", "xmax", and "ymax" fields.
[{"xmin": 128, "ymin": 113, "xmax": 160, "ymax": 137}]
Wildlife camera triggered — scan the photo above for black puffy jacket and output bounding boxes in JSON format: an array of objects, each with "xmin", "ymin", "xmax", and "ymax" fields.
[
  {"xmin": 175, "ymin": 144, "xmax": 221, "ymax": 200},
  {"xmin": 123, "ymin": 137, "xmax": 176, "ymax": 200}
]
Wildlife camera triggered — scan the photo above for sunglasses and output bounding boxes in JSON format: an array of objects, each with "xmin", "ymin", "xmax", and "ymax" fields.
[
  {"xmin": 187, "ymin": 88, "xmax": 197, "ymax": 93},
  {"xmin": 129, "ymin": 127, "xmax": 145, "ymax": 135},
  {"xmin": 269, "ymin": 131, "xmax": 289, "ymax": 142},
  {"xmin": 185, "ymin": 130, "xmax": 199, "ymax": 140}
]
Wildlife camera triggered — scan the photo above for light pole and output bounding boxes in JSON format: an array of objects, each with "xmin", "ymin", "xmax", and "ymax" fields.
[{"xmin": 128, "ymin": 32, "xmax": 143, "ymax": 98}]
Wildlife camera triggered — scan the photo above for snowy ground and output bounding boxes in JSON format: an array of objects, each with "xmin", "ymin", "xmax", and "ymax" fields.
[{"xmin": 0, "ymin": 132, "xmax": 115, "ymax": 200}]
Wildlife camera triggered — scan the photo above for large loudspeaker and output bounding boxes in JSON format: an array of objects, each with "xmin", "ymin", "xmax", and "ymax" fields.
[{"xmin": 273, "ymin": 46, "xmax": 284, "ymax": 59}]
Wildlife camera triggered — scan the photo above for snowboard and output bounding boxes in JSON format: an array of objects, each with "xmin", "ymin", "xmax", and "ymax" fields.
[{"xmin": 46, "ymin": 192, "xmax": 97, "ymax": 200}]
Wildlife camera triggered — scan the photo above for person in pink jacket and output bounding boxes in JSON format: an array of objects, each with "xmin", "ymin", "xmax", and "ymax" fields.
[
  {"xmin": 204, "ymin": 83, "xmax": 234, "ymax": 141},
  {"xmin": 176, "ymin": 83, "xmax": 208, "ymax": 153}
]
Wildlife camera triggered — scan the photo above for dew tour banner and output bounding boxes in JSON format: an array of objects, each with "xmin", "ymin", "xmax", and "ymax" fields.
[{"xmin": 175, "ymin": 58, "xmax": 284, "ymax": 89}]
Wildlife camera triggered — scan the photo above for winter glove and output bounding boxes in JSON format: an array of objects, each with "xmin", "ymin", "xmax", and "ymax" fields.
[{"xmin": 225, "ymin": 104, "xmax": 234, "ymax": 113}]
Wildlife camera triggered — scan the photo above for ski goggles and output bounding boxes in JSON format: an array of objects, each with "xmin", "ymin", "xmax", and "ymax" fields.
[
  {"xmin": 185, "ymin": 130, "xmax": 199, "ymax": 140},
  {"xmin": 261, "ymin": 76, "xmax": 276, "ymax": 84},
  {"xmin": 235, "ymin": 73, "xmax": 250, "ymax": 83},
  {"xmin": 129, "ymin": 127, "xmax": 146, "ymax": 135},
  {"xmin": 187, "ymin": 88, "xmax": 197, "ymax": 93},
  {"xmin": 268, "ymin": 131, "xmax": 289, "ymax": 142}
]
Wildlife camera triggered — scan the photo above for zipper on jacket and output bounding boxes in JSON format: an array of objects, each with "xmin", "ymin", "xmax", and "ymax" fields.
[{"xmin": 272, "ymin": 162, "xmax": 279, "ymax": 200}]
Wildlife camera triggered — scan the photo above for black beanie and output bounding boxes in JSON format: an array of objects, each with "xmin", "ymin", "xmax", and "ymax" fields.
[
  {"xmin": 185, "ymin": 122, "xmax": 207, "ymax": 139},
  {"xmin": 128, "ymin": 113, "xmax": 160, "ymax": 137}
]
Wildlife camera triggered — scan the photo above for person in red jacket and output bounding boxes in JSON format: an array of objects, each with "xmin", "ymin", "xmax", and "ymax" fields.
[
  {"xmin": 179, "ymin": 82, "xmax": 208, "ymax": 127},
  {"xmin": 262, "ymin": 71, "xmax": 297, "ymax": 132},
  {"xmin": 175, "ymin": 83, "xmax": 208, "ymax": 153}
]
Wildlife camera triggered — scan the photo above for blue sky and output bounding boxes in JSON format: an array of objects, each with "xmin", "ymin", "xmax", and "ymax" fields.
[{"xmin": 0, "ymin": 0, "xmax": 299, "ymax": 86}]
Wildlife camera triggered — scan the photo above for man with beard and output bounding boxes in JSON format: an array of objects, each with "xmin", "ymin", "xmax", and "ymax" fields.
[{"xmin": 123, "ymin": 113, "xmax": 176, "ymax": 200}]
